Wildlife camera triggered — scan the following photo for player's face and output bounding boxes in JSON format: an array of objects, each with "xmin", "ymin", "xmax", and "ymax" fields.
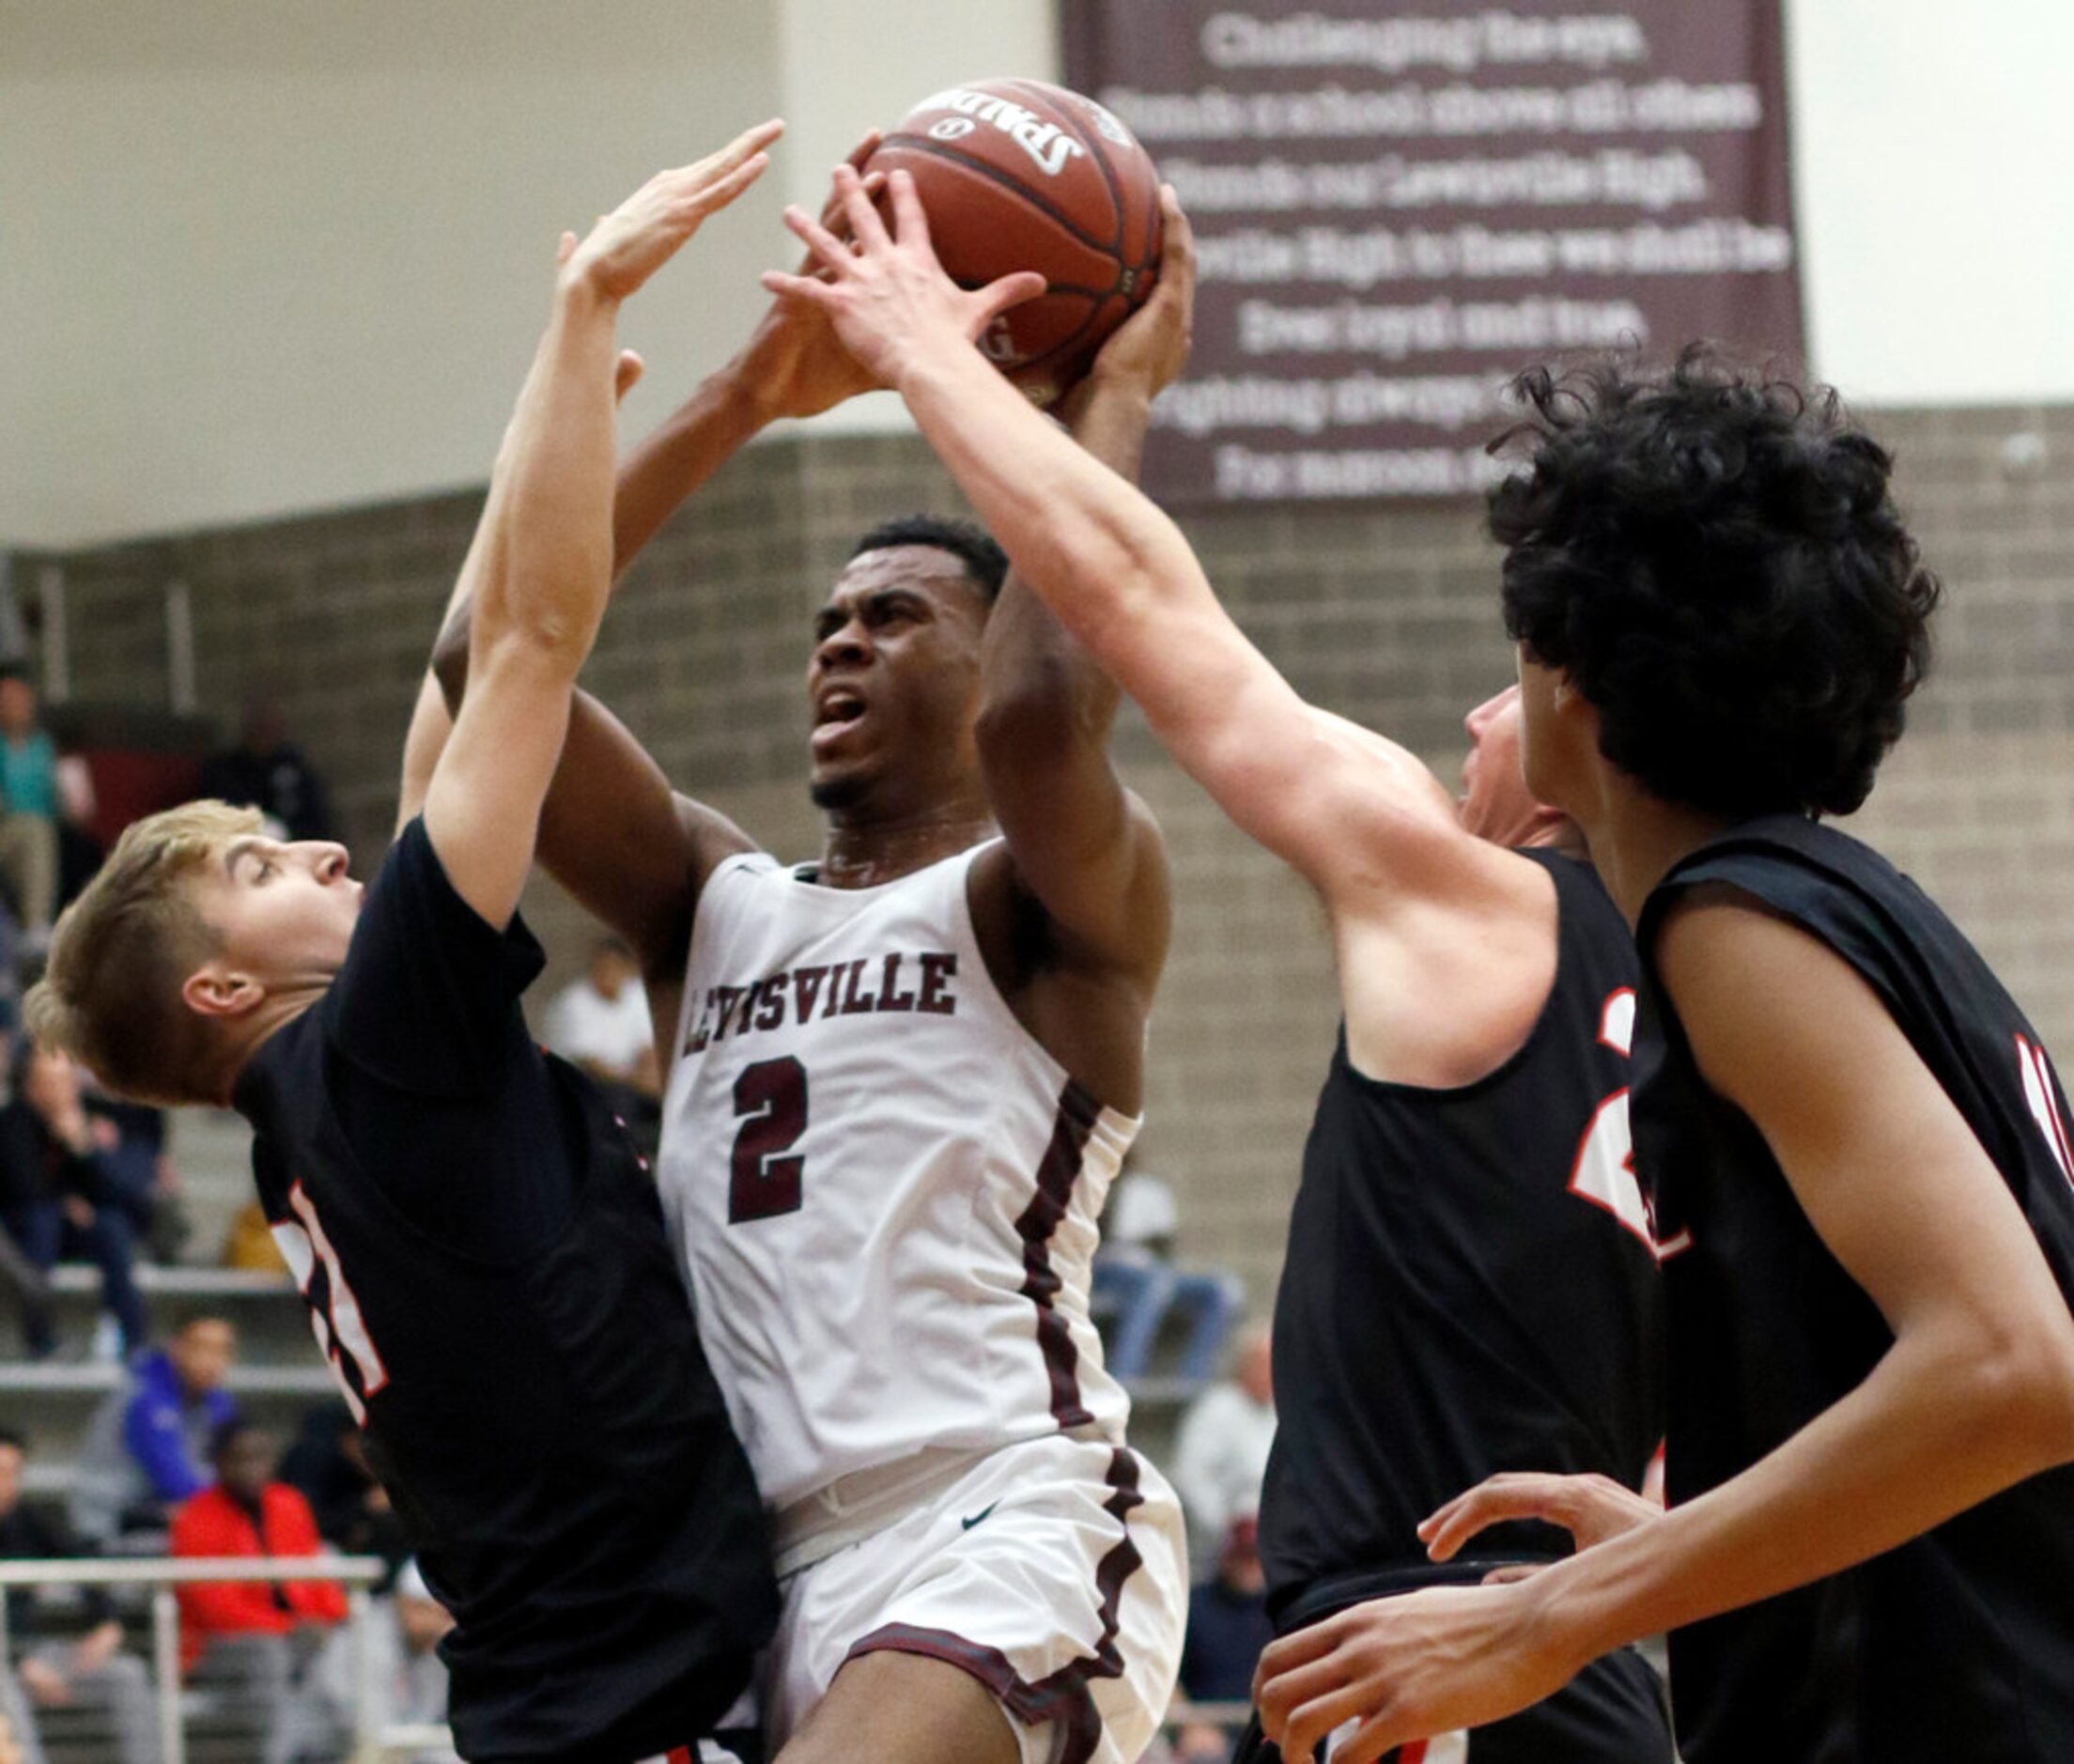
[
  {"xmin": 194, "ymin": 835, "xmax": 364, "ymax": 989},
  {"xmin": 169, "ymin": 1319, "xmax": 237, "ymax": 1394},
  {"xmin": 1458, "ymin": 684, "xmax": 1555, "ymax": 843},
  {"xmin": 1514, "ymin": 648, "xmax": 1589, "ymax": 817},
  {"xmin": 805, "ymin": 546, "xmax": 989, "ymax": 818}
]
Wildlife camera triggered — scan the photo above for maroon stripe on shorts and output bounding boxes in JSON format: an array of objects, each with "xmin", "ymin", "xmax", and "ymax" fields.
[
  {"xmin": 1014, "ymin": 1079, "xmax": 1104, "ymax": 1429},
  {"xmin": 844, "ymin": 1447, "xmax": 1151, "ymax": 1764}
]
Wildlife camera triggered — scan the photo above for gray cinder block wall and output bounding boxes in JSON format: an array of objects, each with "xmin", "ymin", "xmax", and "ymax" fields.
[{"xmin": 16, "ymin": 405, "xmax": 2074, "ymax": 1305}]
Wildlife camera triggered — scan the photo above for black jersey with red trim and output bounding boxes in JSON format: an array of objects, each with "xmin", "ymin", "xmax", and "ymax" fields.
[
  {"xmin": 1259, "ymin": 848, "xmax": 1667, "ymax": 1625},
  {"xmin": 234, "ymin": 818, "xmax": 776, "ymax": 1762},
  {"xmin": 1634, "ymin": 813, "xmax": 2074, "ymax": 1763}
]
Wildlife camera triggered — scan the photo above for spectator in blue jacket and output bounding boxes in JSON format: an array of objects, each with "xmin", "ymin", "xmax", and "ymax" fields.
[{"xmin": 70, "ymin": 1311, "xmax": 239, "ymax": 1545}]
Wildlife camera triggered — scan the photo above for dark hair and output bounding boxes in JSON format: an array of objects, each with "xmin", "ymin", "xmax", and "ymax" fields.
[
  {"xmin": 0, "ymin": 663, "xmax": 29, "ymax": 689},
  {"xmin": 849, "ymin": 515, "xmax": 1008, "ymax": 604},
  {"xmin": 0, "ymin": 1427, "xmax": 26, "ymax": 1454},
  {"xmin": 210, "ymin": 1417, "xmax": 260, "ymax": 1462},
  {"xmin": 1490, "ymin": 348, "xmax": 1941, "ymax": 819}
]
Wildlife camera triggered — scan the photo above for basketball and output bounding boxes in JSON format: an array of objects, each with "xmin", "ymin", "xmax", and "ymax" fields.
[{"xmin": 865, "ymin": 79, "xmax": 1164, "ymax": 407}]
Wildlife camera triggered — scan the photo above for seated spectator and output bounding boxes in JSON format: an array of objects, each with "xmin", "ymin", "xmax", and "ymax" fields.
[
  {"xmin": 0, "ymin": 668, "xmax": 58, "ymax": 950},
  {"xmin": 1169, "ymin": 1323, "xmax": 1277, "ymax": 1569},
  {"xmin": 76, "ymin": 1075, "xmax": 188, "ymax": 1268},
  {"xmin": 70, "ymin": 1311, "xmax": 239, "ymax": 1546},
  {"xmin": 297, "ymin": 1558, "xmax": 458, "ymax": 1763},
  {"xmin": 172, "ymin": 1422, "xmax": 347, "ymax": 1764},
  {"xmin": 1172, "ymin": 1515, "xmax": 1274, "ymax": 1762},
  {"xmin": 0, "ymin": 1043, "xmax": 146, "ymax": 1360},
  {"xmin": 544, "ymin": 936, "xmax": 660, "ymax": 1099},
  {"xmin": 544, "ymin": 936, "xmax": 661, "ymax": 1154},
  {"xmin": 1093, "ymin": 1156, "xmax": 1243, "ymax": 1382},
  {"xmin": 279, "ymin": 1400, "xmax": 410, "ymax": 1574},
  {"xmin": 0, "ymin": 1428, "xmax": 160, "ymax": 1764},
  {"xmin": 196, "ymin": 698, "xmax": 334, "ymax": 844},
  {"xmin": 219, "ymin": 1200, "xmax": 286, "ymax": 1276}
]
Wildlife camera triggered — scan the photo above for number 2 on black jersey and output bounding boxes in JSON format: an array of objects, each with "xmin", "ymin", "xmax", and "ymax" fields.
[
  {"xmin": 1569, "ymin": 988, "xmax": 1691, "ymax": 1262},
  {"xmin": 730, "ymin": 1056, "xmax": 809, "ymax": 1223}
]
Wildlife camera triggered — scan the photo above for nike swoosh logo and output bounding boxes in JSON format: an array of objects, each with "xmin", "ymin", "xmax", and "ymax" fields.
[{"xmin": 960, "ymin": 1502, "xmax": 999, "ymax": 1532}]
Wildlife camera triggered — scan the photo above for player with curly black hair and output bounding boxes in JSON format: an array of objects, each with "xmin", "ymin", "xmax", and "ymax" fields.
[{"xmin": 1253, "ymin": 351, "xmax": 2074, "ymax": 1763}]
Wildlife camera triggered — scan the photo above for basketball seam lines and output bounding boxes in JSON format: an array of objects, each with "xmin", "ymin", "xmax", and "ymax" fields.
[
  {"xmin": 1025, "ymin": 82, "xmax": 1125, "ymax": 256},
  {"xmin": 880, "ymin": 133, "xmax": 1123, "ymax": 268}
]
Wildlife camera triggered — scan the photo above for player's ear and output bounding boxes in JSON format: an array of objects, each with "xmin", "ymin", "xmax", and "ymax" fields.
[{"xmin": 182, "ymin": 962, "xmax": 265, "ymax": 1021}]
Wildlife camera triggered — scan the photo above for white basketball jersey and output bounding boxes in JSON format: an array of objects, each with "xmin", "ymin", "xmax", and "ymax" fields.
[{"xmin": 657, "ymin": 841, "xmax": 1139, "ymax": 1511}]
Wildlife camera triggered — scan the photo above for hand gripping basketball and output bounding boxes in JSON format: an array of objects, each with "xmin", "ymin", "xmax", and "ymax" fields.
[
  {"xmin": 762, "ymin": 165, "xmax": 1046, "ymax": 390},
  {"xmin": 561, "ymin": 118, "xmax": 784, "ymax": 305}
]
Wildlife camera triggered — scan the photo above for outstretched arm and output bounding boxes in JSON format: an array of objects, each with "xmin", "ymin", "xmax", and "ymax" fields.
[
  {"xmin": 766, "ymin": 171, "xmax": 1470, "ymax": 915},
  {"xmin": 1252, "ymin": 902, "xmax": 2074, "ymax": 1759},
  {"xmin": 425, "ymin": 147, "xmax": 887, "ymax": 983},
  {"xmin": 422, "ymin": 125, "xmax": 780, "ymax": 930}
]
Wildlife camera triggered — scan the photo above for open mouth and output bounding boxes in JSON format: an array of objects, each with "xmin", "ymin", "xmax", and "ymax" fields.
[{"xmin": 813, "ymin": 685, "xmax": 869, "ymax": 744}]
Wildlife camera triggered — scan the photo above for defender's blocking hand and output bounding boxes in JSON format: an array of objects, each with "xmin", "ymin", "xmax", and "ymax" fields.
[
  {"xmin": 562, "ymin": 119, "xmax": 783, "ymax": 304},
  {"xmin": 761, "ymin": 165, "xmax": 1045, "ymax": 390},
  {"xmin": 735, "ymin": 130, "xmax": 892, "ymax": 421}
]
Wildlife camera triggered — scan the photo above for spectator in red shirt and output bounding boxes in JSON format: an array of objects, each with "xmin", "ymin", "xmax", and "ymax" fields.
[{"xmin": 171, "ymin": 1422, "xmax": 347, "ymax": 1764}]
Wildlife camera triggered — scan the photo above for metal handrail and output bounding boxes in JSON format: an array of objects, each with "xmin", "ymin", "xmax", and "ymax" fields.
[{"xmin": 0, "ymin": 1554, "xmax": 432, "ymax": 1764}]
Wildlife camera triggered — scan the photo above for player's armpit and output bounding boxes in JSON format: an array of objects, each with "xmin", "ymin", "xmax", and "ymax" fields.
[{"xmin": 532, "ymin": 690, "xmax": 756, "ymax": 981}]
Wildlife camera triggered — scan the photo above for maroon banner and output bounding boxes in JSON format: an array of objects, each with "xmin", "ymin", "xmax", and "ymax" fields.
[{"xmin": 1062, "ymin": 2, "xmax": 1803, "ymax": 503}]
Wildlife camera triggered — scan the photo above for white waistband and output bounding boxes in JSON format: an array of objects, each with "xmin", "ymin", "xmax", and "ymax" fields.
[{"xmin": 769, "ymin": 1445, "xmax": 992, "ymax": 1579}]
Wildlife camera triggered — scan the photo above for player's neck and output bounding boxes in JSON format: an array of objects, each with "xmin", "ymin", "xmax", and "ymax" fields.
[
  {"xmin": 1579, "ymin": 786, "xmax": 1737, "ymax": 927},
  {"xmin": 817, "ymin": 797, "xmax": 998, "ymax": 890},
  {"xmin": 217, "ymin": 988, "xmax": 327, "ymax": 1106}
]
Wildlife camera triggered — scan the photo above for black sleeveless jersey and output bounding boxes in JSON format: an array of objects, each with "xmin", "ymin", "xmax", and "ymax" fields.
[
  {"xmin": 1634, "ymin": 814, "xmax": 2074, "ymax": 1764},
  {"xmin": 1260, "ymin": 848, "xmax": 1666, "ymax": 1622},
  {"xmin": 236, "ymin": 823, "xmax": 775, "ymax": 1761}
]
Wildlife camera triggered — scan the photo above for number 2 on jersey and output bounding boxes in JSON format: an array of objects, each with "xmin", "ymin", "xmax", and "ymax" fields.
[
  {"xmin": 731, "ymin": 1056, "xmax": 810, "ymax": 1223},
  {"xmin": 1570, "ymin": 988, "xmax": 1692, "ymax": 1262}
]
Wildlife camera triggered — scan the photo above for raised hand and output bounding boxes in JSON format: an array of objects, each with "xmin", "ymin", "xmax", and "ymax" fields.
[
  {"xmin": 735, "ymin": 132, "xmax": 893, "ymax": 421},
  {"xmin": 1069, "ymin": 184, "xmax": 1197, "ymax": 412},
  {"xmin": 1253, "ymin": 1581, "xmax": 1582, "ymax": 1764},
  {"xmin": 760, "ymin": 164, "xmax": 1045, "ymax": 390},
  {"xmin": 562, "ymin": 119, "xmax": 783, "ymax": 304},
  {"xmin": 1419, "ymin": 1471, "xmax": 1664, "ymax": 1581}
]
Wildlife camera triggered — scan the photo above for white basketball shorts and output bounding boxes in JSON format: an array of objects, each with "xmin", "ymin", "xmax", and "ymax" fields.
[{"xmin": 766, "ymin": 1431, "xmax": 1187, "ymax": 1764}]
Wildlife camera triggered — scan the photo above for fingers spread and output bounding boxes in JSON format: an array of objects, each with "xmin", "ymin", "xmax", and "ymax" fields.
[
  {"xmin": 760, "ymin": 269, "xmax": 837, "ymax": 309},
  {"xmin": 835, "ymin": 163, "xmax": 891, "ymax": 252},
  {"xmin": 782, "ymin": 204, "xmax": 856, "ymax": 276},
  {"xmin": 888, "ymin": 167, "xmax": 932, "ymax": 250}
]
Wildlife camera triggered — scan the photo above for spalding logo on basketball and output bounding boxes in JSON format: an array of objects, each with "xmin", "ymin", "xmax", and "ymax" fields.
[{"xmin": 865, "ymin": 78, "xmax": 1164, "ymax": 408}]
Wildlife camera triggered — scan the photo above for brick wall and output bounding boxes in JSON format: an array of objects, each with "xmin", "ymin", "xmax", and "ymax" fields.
[{"xmin": 14, "ymin": 402, "xmax": 2073, "ymax": 1305}]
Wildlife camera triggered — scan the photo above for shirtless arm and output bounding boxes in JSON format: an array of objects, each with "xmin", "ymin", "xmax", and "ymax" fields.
[
  {"xmin": 768, "ymin": 174, "xmax": 1536, "ymax": 1073},
  {"xmin": 1252, "ymin": 900, "xmax": 2074, "ymax": 1760},
  {"xmin": 774, "ymin": 177, "xmax": 1498, "ymax": 901}
]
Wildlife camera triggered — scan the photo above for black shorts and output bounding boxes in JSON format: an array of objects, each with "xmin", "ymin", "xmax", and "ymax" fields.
[{"xmin": 1236, "ymin": 1568, "xmax": 1672, "ymax": 1763}]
